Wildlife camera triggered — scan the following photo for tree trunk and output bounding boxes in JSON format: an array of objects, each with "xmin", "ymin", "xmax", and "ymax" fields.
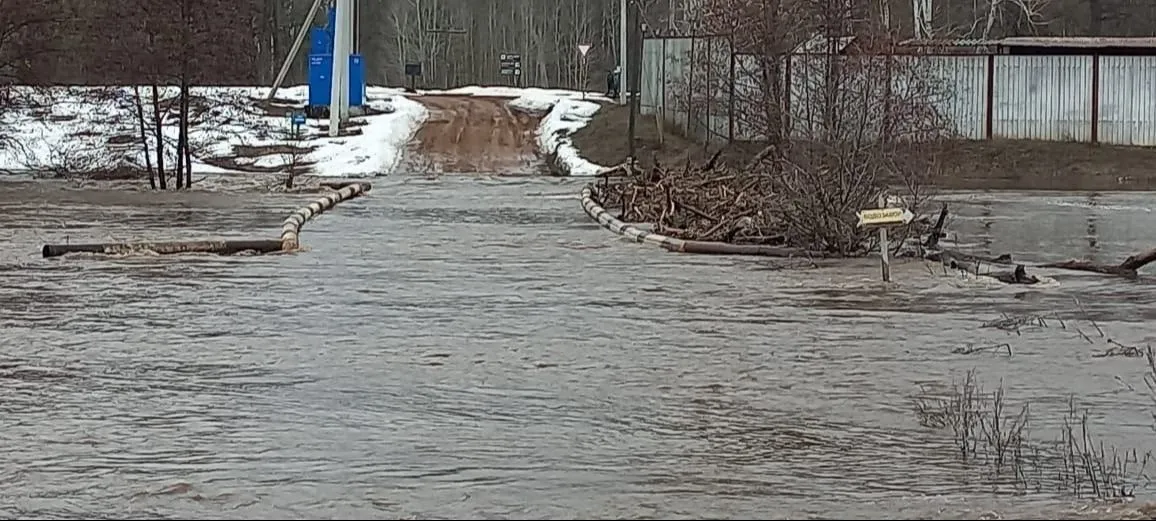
[
  {"xmin": 133, "ymin": 85, "xmax": 156, "ymax": 189},
  {"xmin": 150, "ymin": 83, "xmax": 166, "ymax": 190},
  {"xmin": 181, "ymin": 79, "xmax": 192, "ymax": 187}
]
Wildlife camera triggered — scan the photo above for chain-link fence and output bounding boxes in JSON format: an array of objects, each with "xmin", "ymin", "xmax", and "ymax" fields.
[
  {"xmin": 639, "ymin": 35, "xmax": 736, "ymax": 144},
  {"xmin": 639, "ymin": 36, "xmax": 1156, "ymax": 147}
]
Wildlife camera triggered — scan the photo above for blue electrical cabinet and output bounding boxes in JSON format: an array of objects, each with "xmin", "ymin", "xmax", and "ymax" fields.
[
  {"xmin": 309, "ymin": 54, "xmax": 332, "ymax": 106},
  {"xmin": 305, "ymin": 5, "xmax": 365, "ymax": 112},
  {"xmin": 349, "ymin": 54, "xmax": 364, "ymax": 107},
  {"xmin": 311, "ymin": 27, "xmax": 332, "ymax": 56},
  {"xmin": 308, "ymin": 54, "xmax": 364, "ymax": 108}
]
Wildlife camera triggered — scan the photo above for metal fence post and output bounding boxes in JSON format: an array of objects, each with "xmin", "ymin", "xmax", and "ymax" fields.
[
  {"xmin": 687, "ymin": 36, "xmax": 696, "ymax": 138},
  {"xmin": 984, "ymin": 53, "xmax": 995, "ymax": 140},
  {"xmin": 661, "ymin": 38, "xmax": 667, "ymax": 135},
  {"xmin": 1091, "ymin": 54, "xmax": 1100, "ymax": 144},
  {"xmin": 729, "ymin": 36, "xmax": 735, "ymax": 143},
  {"xmin": 705, "ymin": 37, "xmax": 712, "ymax": 147}
]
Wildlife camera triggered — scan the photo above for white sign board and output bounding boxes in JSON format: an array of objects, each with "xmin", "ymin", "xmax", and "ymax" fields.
[
  {"xmin": 855, "ymin": 207, "xmax": 915, "ymax": 228},
  {"xmin": 578, "ymin": 44, "xmax": 591, "ymax": 56}
]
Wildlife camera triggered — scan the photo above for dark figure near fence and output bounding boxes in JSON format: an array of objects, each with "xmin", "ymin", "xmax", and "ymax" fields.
[{"xmin": 606, "ymin": 66, "xmax": 620, "ymax": 99}]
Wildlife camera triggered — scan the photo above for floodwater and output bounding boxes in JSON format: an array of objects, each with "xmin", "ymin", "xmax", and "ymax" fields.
[{"xmin": 1, "ymin": 176, "xmax": 1155, "ymax": 520}]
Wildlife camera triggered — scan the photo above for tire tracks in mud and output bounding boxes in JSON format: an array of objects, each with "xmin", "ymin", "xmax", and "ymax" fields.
[{"xmin": 400, "ymin": 95, "xmax": 545, "ymax": 175}]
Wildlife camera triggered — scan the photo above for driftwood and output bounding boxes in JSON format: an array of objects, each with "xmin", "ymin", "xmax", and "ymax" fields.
[
  {"xmin": 927, "ymin": 249, "xmax": 1014, "ymax": 266},
  {"xmin": 42, "ymin": 239, "xmax": 282, "ymax": 258},
  {"xmin": 991, "ymin": 265, "xmax": 1041, "ymax": 285},
  {"xmin": 919, "ymin": 204, "xmax": 1153, "ymax": 284},
  {"xmin": 923, "ymin": 203, "xmax": 949, "ymax": 250},
  {"xmin": 930, "ymin": 245, "xmax": 1155, "ymax": 279},
  {"xmin": 1039, "ymin": 247, "xmax": 1156, "ymax": 278},
  {"xmin": 281, "ymin": 181, "xmax": 370, "ymax": 250},
  {"xmin": 930, "ymin": 245, "xmax": 1155, "ymax": 282}
]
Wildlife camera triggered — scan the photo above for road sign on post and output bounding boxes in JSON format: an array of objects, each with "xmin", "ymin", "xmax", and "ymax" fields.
[
  {"xmin": 856, "ymin": 197, "xmax": 915, "ymax": 283},
  {"xmin": 290, "ymin": 110, "xmax": 306, "ymax": 139},
  {"xmin": 577, "ymin": 44, "xmax": 591, "ymax": 99},
  {"xmin": 405, "ymin": 63, "xmax": 422, "ymax": 91},
  {"xmin": 499, "ymin": 53, "xmax": 522, "ymax": 86},
  {"xmin": 856, "ymin": 207, "xmax": 915, "ymax": 227}
]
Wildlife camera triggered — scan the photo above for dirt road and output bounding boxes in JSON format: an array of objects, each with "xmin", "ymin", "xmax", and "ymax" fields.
[{"xmin": 401, "ymin": 96, "xmax": 544, "ymax": 175}]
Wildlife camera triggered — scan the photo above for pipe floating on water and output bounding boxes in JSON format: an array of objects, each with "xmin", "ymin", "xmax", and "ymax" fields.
[
  {"xmin": 280, "ymin": 181, "xmax": 370, "ymax": 251},
  {"xmin": 41, "ymin": 239, "xmax": 283, "ymax": 258},
  {"xmin": 41, "ymin": 181, "xmax": 373, "ymax": 259}
]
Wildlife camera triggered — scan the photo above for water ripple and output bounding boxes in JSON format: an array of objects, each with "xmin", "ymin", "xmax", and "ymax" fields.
[{"xmin": 1, "ymin": 177, "xmax": 1154, "ymax": 519}]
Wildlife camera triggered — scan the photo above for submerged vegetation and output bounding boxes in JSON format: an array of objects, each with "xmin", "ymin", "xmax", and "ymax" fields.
[{"xmin": 915, "ymin": 307, "xmax": 1155, "ymax": 506}]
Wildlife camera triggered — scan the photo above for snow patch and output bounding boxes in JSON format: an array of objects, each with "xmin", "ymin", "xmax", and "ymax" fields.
[
  {"xmin": 0, "ymin": 85, "xmax": 427, "ymax": 177},
  {"xmin": 534, "ymin": 99, "xmax": 607, "ymax": 177},
  {"xmin": 304, "ymin": 95, "xmax": 426, "ymax": 176},
  {"xmin": 503, "ymin": 91, "xmax": 608, "ymax": 177}
]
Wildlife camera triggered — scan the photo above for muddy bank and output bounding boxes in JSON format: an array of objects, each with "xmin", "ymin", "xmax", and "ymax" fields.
[{"xmin": 571, "ymin": 105, "xmax": 1156, "ymax": 192}]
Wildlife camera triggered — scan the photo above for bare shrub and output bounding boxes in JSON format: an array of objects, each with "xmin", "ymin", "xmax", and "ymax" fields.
[
  {"xmin": 978, "ymin": 299, "xmax": 1152, "ymax": 358},
  {"xmin": 603, "ymin": 0, "xmax": 953, "ymax": 255},
  {"xmin": 914, "ymin": 369, "xmax": 1148, "ymax": 499}
]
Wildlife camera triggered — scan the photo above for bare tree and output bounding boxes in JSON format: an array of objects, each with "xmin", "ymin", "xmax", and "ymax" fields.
[
  {"xmin": 644, "ymin": 0, "xmax": 952, "ymax": 254},
  {"xmin": 932, "ymin": 0, "xmax": 1052, "ymax": 39},
  {"xmin": 94, "ymin": 0, "xmax": 261, "ymax": 189},
  {"xmin": 8, "ymin": 0, "xmax": 1156, "ymax": 92},
  {"xmin": 0, "ymin": 0, "xmax": 65, "ymax": 155}
]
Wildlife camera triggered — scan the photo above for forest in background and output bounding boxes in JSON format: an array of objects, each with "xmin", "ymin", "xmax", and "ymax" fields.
[{"xmin": 3, "ymin": 0, "xmax": 1156, "ymax": 89}]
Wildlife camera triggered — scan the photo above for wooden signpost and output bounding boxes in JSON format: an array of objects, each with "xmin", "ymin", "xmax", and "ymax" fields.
[{"xmin": 857, "ymin": 195, "xmax": 915, "ymax": 282}]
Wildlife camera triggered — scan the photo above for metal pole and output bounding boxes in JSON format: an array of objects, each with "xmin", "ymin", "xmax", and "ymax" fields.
[
  {"xmin": 328, "ymin": 0, "xmax": 347, "ymax": 136},
  {"xmin": 337, "ymin": 0, "xmax": 349, "ymax": 121},
  {"xmin": 267, "ymin": 0, "xmax": 327, "ymax": 101},
  {"xmin": 619, "ymin": 0, "xmax": 627, "ymax": 105},
  {"xmin": 627, "ymin": 1, "xmax": 639, "ymax": 162},
  {"xmin": 878, "ymin": 193, "xmax": 891, "ymax": 282}
]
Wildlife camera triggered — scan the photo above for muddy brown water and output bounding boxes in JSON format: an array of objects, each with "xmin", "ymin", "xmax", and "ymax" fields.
[{"xmin": 1, "ymin": 176, "xmax": 1155, "ymax": 519}]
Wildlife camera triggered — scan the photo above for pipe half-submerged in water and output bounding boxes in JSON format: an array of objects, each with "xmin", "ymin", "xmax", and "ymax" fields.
[
  {"xmin": 42, "ymin": 239, "xmax": 283, "ymax": 258},
  {"xmin": 41, "ymin": 181, "xmax": 373, "ymax": 259}
]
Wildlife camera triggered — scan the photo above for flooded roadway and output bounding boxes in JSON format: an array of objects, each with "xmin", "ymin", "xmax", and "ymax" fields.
[{"xmin": 1, "ymin": 176, "xmax": 1155, "ymax": 519}]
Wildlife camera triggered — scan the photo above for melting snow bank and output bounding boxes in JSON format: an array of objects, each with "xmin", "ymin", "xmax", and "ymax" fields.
[
  {"xmin": 403, "ymin": 85, "xmax": 611, "ymax": 176},
  {"xmin": 508, "ymin": 90, "xmax": 611, "ymax": 177},
  {"xmin": 526, "ymin": 98, "xmax": 607, "ymax": 177},
  {"xmin": 0, "ymin": 85, "xmax": 427, "ymax": 178}
]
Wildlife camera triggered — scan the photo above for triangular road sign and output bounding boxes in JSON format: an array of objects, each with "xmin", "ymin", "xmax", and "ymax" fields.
[{"xmin": 578, "ymin": 44, "xmax": 591, "ymax": 56}]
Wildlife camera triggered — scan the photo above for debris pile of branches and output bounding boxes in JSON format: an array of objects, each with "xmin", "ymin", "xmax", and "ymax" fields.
[
  {"xmin": 599, "ymin": 152, "xmax": 779, "ymax": 246},
  {"xmin": 597, "ymin": 145, "xmax": 938, "ymax": 257}
]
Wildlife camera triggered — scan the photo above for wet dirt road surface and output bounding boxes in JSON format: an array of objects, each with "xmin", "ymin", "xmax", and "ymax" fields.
[
  {"xmin": 400, "ymin": 96, "xmax": 545, "ymax": 176},
  {"xmin": 1, "ymin": 177, "xmax": 1155, "ymax": 519}
]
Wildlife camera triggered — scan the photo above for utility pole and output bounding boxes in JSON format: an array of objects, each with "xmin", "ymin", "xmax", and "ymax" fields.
[
  {"xmin": 619, "ymin": 0, "xmax": 628, "ymax": 105},
  {"xmin": 626, "ymin": 0, "xmax": 640, "ymax": 161},
  {"xmin": 339, "ymin": 0, "xmax": 352, "ymax": 121},
  {"xmin": 328, "ymin": 0, "xmax": 349, "ymax": 136}
]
